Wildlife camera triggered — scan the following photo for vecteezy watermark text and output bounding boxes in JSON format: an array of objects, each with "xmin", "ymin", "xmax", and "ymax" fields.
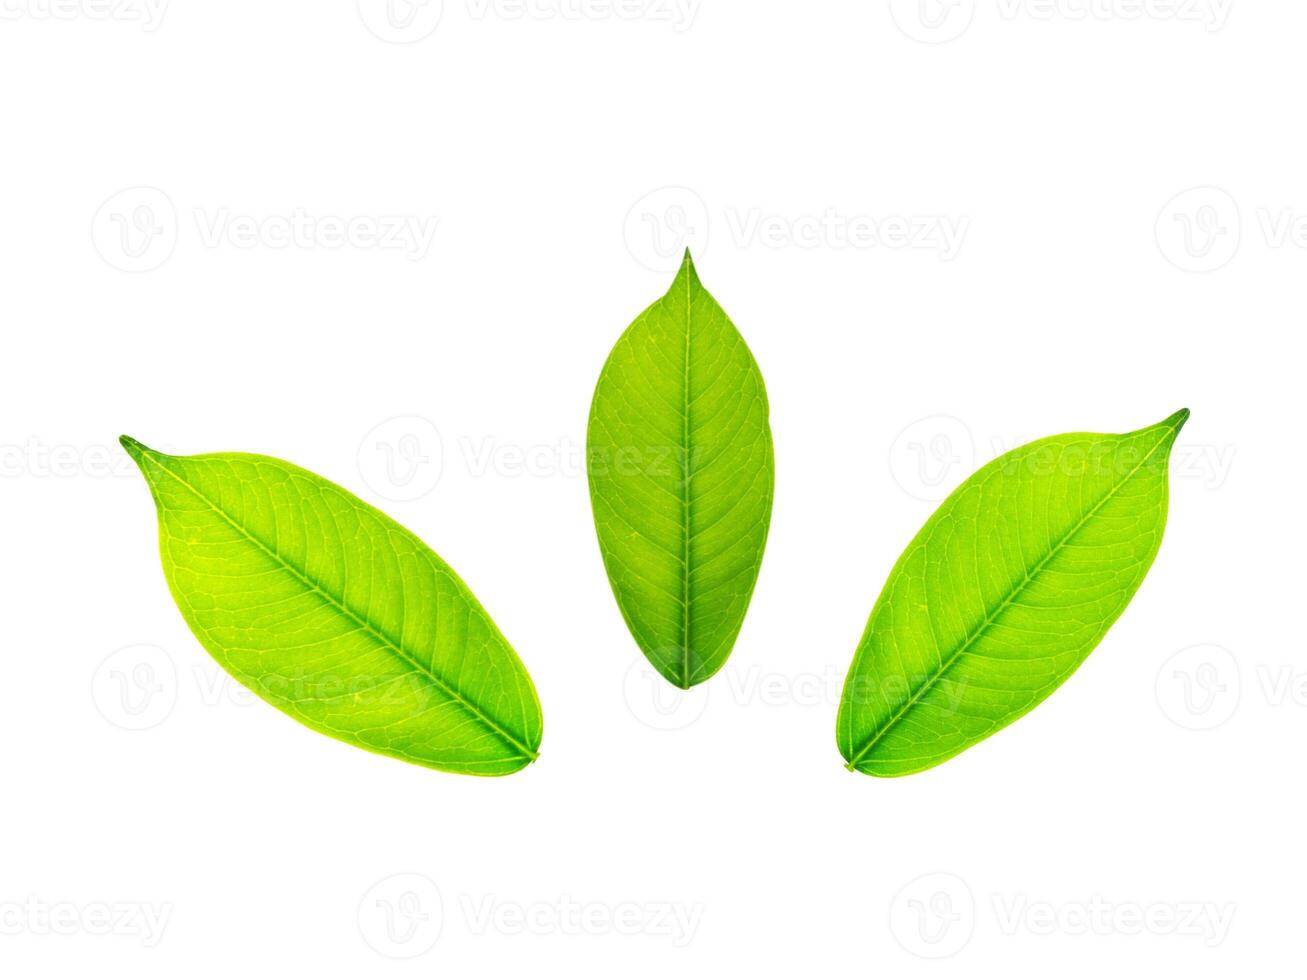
[
  {"xmin": 889, "ymin": 871, "xmax": 1234, "ymax": 959},
  {"xmin": 888, "ymin": 415, "xmax": 1234, "ymax": 502},
  {"xmin": 624, "ymin": 187, "xmax": 968, "ymax": 272},
  {"xmin": 889, "ymin": 0, "xmax": 1232, "ymax": 44},
  {"xmin": 92, "ymin": 186, "xmax": 438, "ymax": 273},
  {"xmin": 461, "ymin": 894, "xmax": 702, "ymax": 945},
  {"xmin": 0, "ymin": 0, "xmax": 169, "ymax": 30},
  {"xmin": 0, "ymin": 439, "xmax": 138, "ymax": 479},
  {"xmin": 724, "ymin": 208, "xmax": 968, "ymax": 258},
  {"xmin": 0, "ymin": 896, "xmax": 172, "ymax": 947},
  {"xmin": 622, "ymin": 659, "xmax": 971, "ymax": 731},
  {"xmin": 192, "ymin": 208, "xmax": 437, "ymax": 259},
  {"xmin": 356, "ymin": 414, "xmax": 700, "ymax": 502},
  {"xmin": 358, "ymin": 874, "xmax": 702, "ymax": 958},
  {"xmin": 464, "ymin": 0, "xmax": 699, "ymax": 29},
  {"xmin": 357, "ymin": 0, "xmax": 699, "ymax": 42}
]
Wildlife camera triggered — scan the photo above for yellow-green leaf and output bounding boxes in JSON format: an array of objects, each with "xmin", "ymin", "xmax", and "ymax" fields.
[
  {"xmin": 122, "ymin": 437, "xmax": 543, "ymax": 776},
  {"xmin": 586, "ymin": 252, "xmax": 774, "ymax": 688},
  {"xmin": 838, "ymin": 410, "xmax": 1189, "ymax": 776}
]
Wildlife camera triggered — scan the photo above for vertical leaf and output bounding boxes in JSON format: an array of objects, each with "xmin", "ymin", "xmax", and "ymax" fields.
[{"xmin": 587, "ymin": 252, "xmax": 774, "ymax": 688}]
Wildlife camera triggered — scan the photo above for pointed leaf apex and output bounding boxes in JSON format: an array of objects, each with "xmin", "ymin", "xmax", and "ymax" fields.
[
  {"xmin": 1164, "ymin": 407, "xmax": 1191, "ymax": 433},
  {"xmin": 119, "ymin": 435, "xmax": 151, "ymax": 463},
  {"xmin": 673, "ymin": 248, "xmax": 701, "ymax": 291}
]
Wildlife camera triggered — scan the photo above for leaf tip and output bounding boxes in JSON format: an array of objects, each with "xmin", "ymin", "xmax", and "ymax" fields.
[
  {"xmin": 1145, "ymin": 408, "xmax": 1190, "ymax": 451},
  {"xmin": 674, "ymin": 247, "xmax": 701, "ymax": 289},
  {"xmin": 119, "ymin": 434, "xmax": 150, "ymax": 463}
]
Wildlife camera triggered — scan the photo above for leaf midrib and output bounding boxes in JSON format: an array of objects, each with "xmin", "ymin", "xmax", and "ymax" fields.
[
  {"xmin": 679, "ymin": 266, "xmax": 694, "ymax": 689},
  {"xmin": 845, "ymin": 426, "xmax": 1175, "ymax": 770},
  {"xmin": 146, "ymin": 453, "xmax": 538, "ymax": 763}
]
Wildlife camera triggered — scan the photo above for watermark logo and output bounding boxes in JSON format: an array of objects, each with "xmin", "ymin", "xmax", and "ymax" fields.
[
  {"xmin": 1156, "ymin": 186, "xmax": 1307, "ymax": 272},
  {"xmin": 624, "ymin": 188, "xmax": 969, "ymax": 270},
  {"xmin": 92, "ymin": 187, "xmax": 177, "ymax": 273},
  {"xmin": 889, "ymin": 0, "xmax": 976, "ymax": 43},
  {"xmin": 889, "ymin": 415, "xmax": 975, "ymax": 502},
  {"xmin": 357, "ymin": 876, "xmax": 701, "ymax": 955},
  {"xmin": 92, "ymin": 651, "xmax": 454, "ymax": 732},
  {"xmin": 358, "ymin": 873, "xmax": 443, "ymax": 958},
  {"xmin": 889, "ymin": 871, "xmax": 1236, "ymax": 955},
  {"xmin": 94, "ymin": 186, "xmax": 439, "ymax": 271},
  {"xmin": 1155, "ymin": 186, "xmax": 1241, "ymax": 273},
  {"xmin": 624, "ymin": 186, "xmax": 710, "ymax": 273},
  {"xmin": 1155, "ymin": 644, "xmax": 1241, "ymax": 730},
  {"xmin": 357, "ymin": 0, "xmax": 444, "ymax": 42},
  {"xmin": 889, "ymin": 872, "xmax": 975, "ymax": 958},
  {"xmin": 91, "ymin": 644, "xmax": 178, "ymax": 731},
  {"xmin": 893, "ymin": 421, "xmax": 1233, "ymax": 499},
  {"xmin": 357, "ymin": 416, "xmax": 445, "ymax": 502},
  {"xmin": 354, "ymin": 423, "xmax": 688, "ymax": 497},
  {"xmin": 622, "ymin": 660, "xmax": 710, "ymax": 730}
]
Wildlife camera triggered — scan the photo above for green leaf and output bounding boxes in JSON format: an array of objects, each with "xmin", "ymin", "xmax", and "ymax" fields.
[
  {"xmin": 121, "ymin": 437, "xmax": 543, "ymax": 776},
  {"xmin": 586, "ymin": 252, "xmax": 774, "ymax": 689},
  {"xmin": 838, "ymin": 409, "xmax": 1189, "ymax": 777}
]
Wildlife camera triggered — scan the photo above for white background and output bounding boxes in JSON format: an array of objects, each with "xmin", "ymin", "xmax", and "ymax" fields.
[{"xmin": 0, "ymin": 1, "xmax": 1300, "ymax": 976}]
